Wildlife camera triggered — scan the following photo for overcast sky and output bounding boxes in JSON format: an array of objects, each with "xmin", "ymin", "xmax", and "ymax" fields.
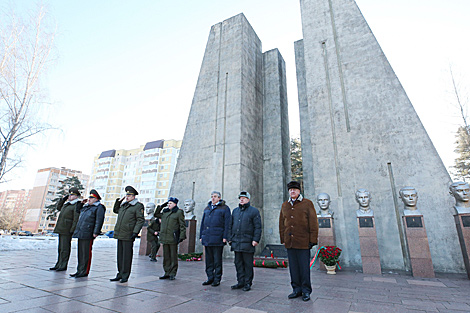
[{"xmin": 1, "ymin": 0, "xmax": 469, "ymax": 191}]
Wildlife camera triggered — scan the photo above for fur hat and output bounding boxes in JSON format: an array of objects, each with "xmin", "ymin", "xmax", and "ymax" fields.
[
  {"xmin": 287, "ymin": 181, "xmax": 301, "ymax": 191},
  {"xmin": 238, "ymin": 191, "xmax": 251, "ymax": 199}
]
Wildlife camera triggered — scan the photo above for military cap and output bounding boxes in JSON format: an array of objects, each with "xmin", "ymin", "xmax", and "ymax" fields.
[
  {"xmin": 238, "ymin": 191, "xmax": 251, "ymax": 199},
  {"xmin": 69, "ymin": 187, "xmax": 81, "ymax": 196},
  {"xmin": 168, "ymin": 196, "xmax": 179, "ymax": 204},
  {"xmin": 125, "ymin": 186, "xmax": 139, "ymax": 196},
  {"xmin": 287, "ymin": 181, "xmax": 301, "ymax": 191},
  {"xmin": 89, "ymin": 189, "xmax": 101, "ymax": 200}
]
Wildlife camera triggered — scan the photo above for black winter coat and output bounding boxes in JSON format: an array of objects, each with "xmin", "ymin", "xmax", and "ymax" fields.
[
  {"xmin": 229, "ymin": 202, "xmax": 262, "ymax": 253},
  {"xmin": 73, "ymin": 202, "xmax": 106, "ymax": 240},
  {"xmin": 200, "ymin": 200, "xmax": 231, "ymax": 246}
]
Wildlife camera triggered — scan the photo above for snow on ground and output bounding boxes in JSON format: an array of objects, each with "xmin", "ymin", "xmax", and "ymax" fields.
[{"xmin": 0, "ymin": 235, "xmax": 128, "ymax": 251}]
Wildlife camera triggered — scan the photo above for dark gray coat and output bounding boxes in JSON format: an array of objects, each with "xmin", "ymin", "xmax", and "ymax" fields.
[
  {"xmin": 229, "ymin": 203, "xmax": 262, "ymax": 253},
  {"xmin": 73, "ymin": 202, "xmax": 106, "ymax": 240}
]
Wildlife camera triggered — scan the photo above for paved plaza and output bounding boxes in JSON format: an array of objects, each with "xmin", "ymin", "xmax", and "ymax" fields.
[{"xmin": 1, "ymin": 246, "xmax": 470, "ymax": 312}]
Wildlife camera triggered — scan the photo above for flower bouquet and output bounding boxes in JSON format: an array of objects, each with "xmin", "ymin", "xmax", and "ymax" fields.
[{"xmin": 318, "ymin": 246, "xmax": 341, "ymax": 274}]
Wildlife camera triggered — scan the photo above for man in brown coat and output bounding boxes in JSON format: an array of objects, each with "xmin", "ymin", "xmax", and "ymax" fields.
[{"xmin": 279, "ymin": 181, "xmax": 318, "ymax": 302}]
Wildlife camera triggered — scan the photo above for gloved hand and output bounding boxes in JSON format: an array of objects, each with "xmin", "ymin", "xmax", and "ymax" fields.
[
  {"xmin": 130, "ymin": 233, "xmax": 139, "ymax": 240},
  {"xmin": 178, "ymin": 239, "xmax": 184, "ymax": 243},
  {"xmin": 309, "ymin": 242, "xmax": 316, "ymax": 249},
  {"xmin": 162, "ymin": 202, "xmax": 168, "ymax": 208}
]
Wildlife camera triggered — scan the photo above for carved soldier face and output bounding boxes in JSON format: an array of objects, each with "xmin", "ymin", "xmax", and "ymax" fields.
[
  {"xmin": 452, "ymin": 184, "xmax": 470, "ymax": 202},
  {"xmin": 145, "ymin": 203, "xmax": 156, "ymax": 215},
  {"xmin": 356, "ymin": 192, "xmax": 370, "ymax": 208},
  {"xmin": 401, "ymin": 189, "xmax": 418, "ymax": 207},
  {"xmin": 183, "ymin": 200, "xmax": 195, "ymax": 213},
  {"xmin": 316, "ymin": 193, "xmax": 330, "ymax": 210}
]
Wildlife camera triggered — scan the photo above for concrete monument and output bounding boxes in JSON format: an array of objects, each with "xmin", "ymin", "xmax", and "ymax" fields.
[
  {"xmin": 295, "ymin": 0, "xmax": 462, "ymax": 272},
  {"xmin": 355, "ymin": 189, "xmax": 373, "ymax": 217},
  {"xmin": 450, "ymin": 182, "xmax": 470, "ymax": 214},
  {"xmin": 317, "ymin": 193, "xmax": 333, "ymax": 217},
  {"xmin": 169, "ymin": 13, "xmax": 290, "ymax": 254}
]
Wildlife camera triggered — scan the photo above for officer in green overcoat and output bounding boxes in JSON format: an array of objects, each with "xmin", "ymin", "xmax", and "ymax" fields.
[
  {"xmin": 147, "ymin": 206, "xmax": 162, "ymax": 262},
  {"xmin": 158, "ymin": 197, "xmax": 186, "ymax": 280},
  {"xmin": 49, "ymin": 187, "xmax": 82, "ymax": 271},
  {"xmin": 110, "ymin": 186, "xmax": 145, "ymax": 283}
]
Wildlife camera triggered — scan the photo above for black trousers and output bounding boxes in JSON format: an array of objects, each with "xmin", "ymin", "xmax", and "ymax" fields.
[
  {"xmin": 54, "ymin": 234, "xmax": 72, "ymax": 270},
  {"xmin": 204, "ymin": 246, "xmax": 224, "ymax": 282},
  {"xmin": 116, "ymin": 240, "xmax": 134, "ymax": 280},
  {"xmin": 149, "ymin": 239, "xmax": 160, "ymax": 259},
  {"xmin": 234, "ymin": 251, "xmax": 254, "ymax": 286},
  {"xmin": 162, "ymin": 244, "xmax": 178, "ymax": 276},
  {"xmin": 287, "ymin": 248, "xmax": 312, "ymax": 294},
  {"xmin": 77, "ymin": 239, "xmax": 94, "ymax": 275}
]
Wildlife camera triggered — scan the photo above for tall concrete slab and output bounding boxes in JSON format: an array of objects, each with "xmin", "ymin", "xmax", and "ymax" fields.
[
  {"xmin": 262, "ymin": 49, "xmax": 290, "ymax": 243},
  {"xmin": 297, "ymin": 0, "xmax": 463, "ymax": 272},
  {"xmin": 170, "ymin": 14, "xmax": 290, "ymax": 252}
]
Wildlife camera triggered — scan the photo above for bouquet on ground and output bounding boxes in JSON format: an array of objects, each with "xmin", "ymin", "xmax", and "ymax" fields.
[{"xmin": 318, "ymin": 246, "xmax": 341, "ymax": 266}]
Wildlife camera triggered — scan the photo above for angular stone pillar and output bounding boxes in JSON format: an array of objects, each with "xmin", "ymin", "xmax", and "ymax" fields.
[
  {"xmin": 170, "ymin": 14, "xmax": 290, "ymax": 254},
  {"xmin": 139, "ymin": 224, "xmax": 151, "ymax": 256},
  {"xmin": 403, "ymin": 215, "xmax": 435, "ymax": 278},
  {"xmin": 357, "ymin": 217, "xmax": 381, "ymax": 275},
  {"xmin": 295, "ymin": 0, "xmax": 462, "ymax": 272},
  {"xmin": 318, "ymin": 217, "xmax": 335, "ymax": 270},
  {"xmin": 454, "ymin": 214, "xmax": 470, "ymax": 279},
  {"xmin": 179, "ymin": 219, "xmax": 197, "ymax": 254}
]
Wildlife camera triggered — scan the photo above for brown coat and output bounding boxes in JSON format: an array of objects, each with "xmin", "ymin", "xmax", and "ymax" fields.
[{"xmin": 279, "ymin": 197, "xmax": 319, "ymax": 249}]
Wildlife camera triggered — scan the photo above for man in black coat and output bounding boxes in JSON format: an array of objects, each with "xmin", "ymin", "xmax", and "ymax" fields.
[
  {"xmin": 71, "ymin": 189, "xmax": 105, "ymax": 278},
  {"xmin": 228, "ymin": 191, "xmax": 262, "ymax": 291},
  {"xmin": 199, "ymin": 191, "xmax": 231, "ymax": 287}
]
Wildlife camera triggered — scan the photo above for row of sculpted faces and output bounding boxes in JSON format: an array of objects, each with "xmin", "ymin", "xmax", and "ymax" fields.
[
  {"xmin": 316, "ymin": 181, "xmax": 470, "ymax": 217},
  {"xmin": 145, "ymin": 199, "xmax": 197, "ymax": 220}
]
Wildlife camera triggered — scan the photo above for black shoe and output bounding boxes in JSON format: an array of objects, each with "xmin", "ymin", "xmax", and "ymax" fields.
[
  {"xmin": 120, "ymin": 278, "xmax": 128, "ymax": 283},
  {"xmin": 75, "ymin": 273, "xmax": 88, "ymax": 278},
  {"xmin": 169, "ymin": 275, "xmax": 175, "ymax": 280},
  {"xmin": 202, "ymin": 280, "xmax": 213, "ymax": 286},
  {"xmin": 211, "ymin": 281, "xmax": 220, "ymax": 287},
  {"xmin": 55, "ymin": 268, "xmax": 66, "ymax": 272},
  {"xmin": 243, "ymin": 284, "xmax": 251, "ymax": 291},
  {"xmin": 49, "ymin": 267, "xmax": 58, "ymax": 271},
  {"xmin": 159, "ymin": 275, "xmax": 170, "ymax": 279},
  {"xmin": 110, "ymin": 277, "xmax": 121, "ymax": 282},
  {"xmin": 288, "ymin": 291, "xmax": 302, "ymax": 299},
  {"xmin": 150, "ymin": 258, "xmax": 157, "ymax": 262},
  {"xmin": 302, "ymin": 293, "xmax": 311, "ymax": 301},
  {"xmin": 69, "ymin": 273, "xmax": 78, "ymax": 277},
  {"xmin": 231, "ymin": 284, "xmax": 243, "ymax": 289}
]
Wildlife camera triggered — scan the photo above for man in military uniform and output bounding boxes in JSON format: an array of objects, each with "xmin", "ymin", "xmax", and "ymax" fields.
[
  {"xmin": 147, "ymin": 206, "xmax": 161, "ymax": 262},
  {"xmin": 110, "ymin": 186, "xmax": 145, "ymax": 283},
  {"xmin": 71, "ymin": 189, "xmax": 106, "ymax": 278},
  {"xmin": 158, "ymin": 197, "xmax": 186, "ymax": 280},
  {"xmin": 49, "ymin": 187, "xmax": 82, "ymax": 271}
]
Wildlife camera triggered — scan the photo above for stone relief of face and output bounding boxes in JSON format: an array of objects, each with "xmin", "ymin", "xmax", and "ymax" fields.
[
  {"xmin": 145, "ymin": 203, "xmax": 156, "ymax": 215},
  {"xmin": 355, "ymin": 189, "xmax": 370, "ymax": 208},
  {"xmin": 184, "ymin": 199, "xmax": 195, "ymax": 213},
  {"xmin": 451, "ymin": 183, "xmax": 470, "ymax": 202},
  {"xmin": 316, "ymin": 193, "xmax": 330, "ymax": 210},
  {"xmin": 400, "ymin": 188, "xmax": 418, "ymax": 207}
]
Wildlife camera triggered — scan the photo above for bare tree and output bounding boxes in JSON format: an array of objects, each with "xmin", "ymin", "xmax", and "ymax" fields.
[{"xmin": 0, "ymin": 5, "xmax": 56, "ymax": 183}]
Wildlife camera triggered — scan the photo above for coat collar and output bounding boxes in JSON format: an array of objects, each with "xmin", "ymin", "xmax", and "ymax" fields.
[
  {"xmin": 289, "ymin": 194, "xmax": 303, "ymax": 205},
  {"xmin": 84, "ymin": 201, "xmax": 100, "ymax": 207},
  {"xmin": 122, "ymin": 199, "xmax": 138, "ymax": 207},
  {"xmin": 66, "ymin": 198, "xmax": 79, "ymax": 205}
]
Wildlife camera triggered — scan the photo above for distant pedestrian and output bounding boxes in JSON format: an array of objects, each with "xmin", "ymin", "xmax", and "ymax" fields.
[
  {"xmin": 200, "ymin": 191, "xmax": 231, "ymax": 287},
  {"xmin": 158, "ymin": 197, "xmax": 186, "ymax": 280},
  {"xmin": 110, "ymin": 186, "xmax": 145, "ymax": 283},
  {"xmin": 49, "ymin": 187, "xmax": 82, "ymax": 272},
  {"xmin": 228, "ymin": 191, "xmax": 262, "ymax": 291},
  {"xmin": 70, "ymin": 189, "xmax": 105, "ymax": 278},
  {"xmin": 279, "ymin": 181, "xmax": 318, "ymax": 302}
]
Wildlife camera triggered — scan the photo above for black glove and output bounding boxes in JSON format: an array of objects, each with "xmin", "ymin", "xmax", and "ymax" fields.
[
  {"xmin": 130, "ymin": 233, "xmax": 139, "ymax": 240},
  {"xmin": 309, "ymin": 242, "xmax": 316, "ymax": 249},
  {"xmin": 178, "ymin": 238, "xmax": 184, "ymax": 243},
  {"xmin": 162, "ymin": 202, "xmax": 168, "ymax": 207}
]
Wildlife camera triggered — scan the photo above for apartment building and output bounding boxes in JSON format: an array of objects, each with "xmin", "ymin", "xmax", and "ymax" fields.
[
  {"xmin": 0, "ymin": 189, "xmax": 31, "ymax": 230},
  {"xmin": 88, "ymin": 139, "xmax": 182, "ymax": 231},
  {"xmin": 23, "ymin": 167, "xmax": 89, "ymax": 232}
]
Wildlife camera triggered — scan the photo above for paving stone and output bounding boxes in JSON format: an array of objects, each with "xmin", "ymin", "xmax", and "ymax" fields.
[{"xmin": 407, "ymin": 280, "xmax": 447, "ymax": 287}]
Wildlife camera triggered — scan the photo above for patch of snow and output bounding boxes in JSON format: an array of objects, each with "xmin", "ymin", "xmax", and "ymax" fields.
[{"xmin": 0, "ymin": 235, "xmax": 131, "ymax": 251}]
